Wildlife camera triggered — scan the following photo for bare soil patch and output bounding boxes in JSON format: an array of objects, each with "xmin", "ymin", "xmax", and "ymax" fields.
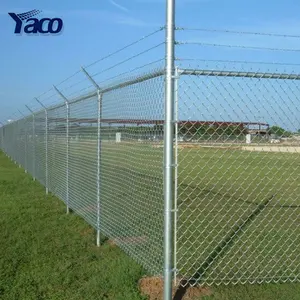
[
  {"xmin": 177, "ymin": 143, "xmax": 241, "ymax": 150},
  {"xmin": 139, "ymin": 277, "xmax": 212, "ymax": 300},
  {"xmin": 177, "ymin": 143, "xmax": 300, "ymax": 153},
  {"xmin": 241, "ymin": 146, "xmax": 300, "ymax": 153}
]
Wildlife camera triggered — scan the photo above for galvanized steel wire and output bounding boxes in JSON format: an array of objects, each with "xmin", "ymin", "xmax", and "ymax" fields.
[{"xmin": 0, "ymin": 23, "xmax": 300, "ymax": 300}]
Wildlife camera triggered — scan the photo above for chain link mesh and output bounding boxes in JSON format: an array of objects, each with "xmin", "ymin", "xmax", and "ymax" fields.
[
  {"xmin": 35, "ymin": 111, "xmax": 47, "ymax": 186},
  {"xmin": 1, "ymin": 61, "xmax": 300, "ymax": 290},
  {"xmin": 68, "ymin": 96, "xmax": 98, "ymax": 226},
  {"xmin": 47, "ymin": 105, "xmax": 68, "ymax": 203},
  {"xmin": 100, "ymin": 73, "xmax": 165, "ymax": 274},
  {"xmin": 0, "ymin": 69, "xmax": 165, "ymax": 276},
  {"xmin": 176, "ymin": 68, "xmax": 300, "ymax": 286}
]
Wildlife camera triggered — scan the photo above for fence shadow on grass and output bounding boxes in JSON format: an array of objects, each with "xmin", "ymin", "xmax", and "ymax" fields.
[{"xmin": 173, "ymin": 195, "xmax": 274, "ymax": 300}]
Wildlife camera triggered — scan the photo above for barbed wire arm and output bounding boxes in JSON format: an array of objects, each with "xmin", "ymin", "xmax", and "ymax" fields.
[
  {"xmin": 81, "ymin": 67, "xmax": 101, "ymax": 90},
  {"xmin": 53, "ymin": 85, "xmax": 69, "ymax": 103}
]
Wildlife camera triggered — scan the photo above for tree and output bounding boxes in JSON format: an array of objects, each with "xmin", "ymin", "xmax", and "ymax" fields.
[{"xmin": 268, "ymin": 125, "xmax": 292, "ymax": 137}]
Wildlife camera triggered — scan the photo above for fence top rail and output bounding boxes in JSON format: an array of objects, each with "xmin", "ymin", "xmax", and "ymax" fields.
[
  {"xmin": 0, "ymin": 69, "xmax": 165, "ymax": 123},
  {"xmin": 178, "ymin": 68, "xmax": 300, "ymax": 80},
  {"xmin": 45, "ymin": 68, "xmax": 165, "ymax": 112},
  {"xmin": 1, "ymin": 66, "xmax": 164, "ymax": 127}
]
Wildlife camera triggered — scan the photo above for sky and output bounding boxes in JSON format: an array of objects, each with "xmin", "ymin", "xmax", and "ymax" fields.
[{"xmin": 0, "ymin": 0, "xmax": 300, "ymax": 130}]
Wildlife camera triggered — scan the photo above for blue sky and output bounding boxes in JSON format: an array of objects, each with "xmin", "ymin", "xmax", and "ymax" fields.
[{"xmin": 0, "ymin": 0, "xmax": 300, "ymax": 129}]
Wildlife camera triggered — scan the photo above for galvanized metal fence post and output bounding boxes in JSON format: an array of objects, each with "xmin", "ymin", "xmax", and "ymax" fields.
[
  {"xmin": 0, "ymin": 122, "xmax": 3, "ymax": 151},
  {"xmin": 26, "ymin": 105, "xmax": 36, "ymax": 181},
  {"xmin": 0, "ymin": 122, "xmax": 3, "ymax": 152},
  {"xmin": 45, "ymin": 109, "xmax": 49, "ymax": 195},
  {"xmin": 66, "ymin": 100, "xmax": 70, "ymax": 214},
  {"xmin": 13, "ymin": 121, "xmax": 17, "ymax": 165},
  {"xmin": 1, "ymin": 122, "xmax": 7, "ymax": 156},
  {"xmin": 96, "ymin": 90, "xmax": 102, "ymax": 247},
  {"xmin": 81, "ymin": 66, "xmax": 102, "ymax": 246},
  {"xmin": 164, "ymin": 0, "xmax": 176, "ymax": 299},
  {"xmin": 24, "ymin": 119, "xmax": 28, "ymax": 174},
  {"xmin": 53, "ymin": 86, "xmax": 70, "ymax": 214},
  {"xmin": 17, "ymin": 120, "xmax": 21, "ymax": 168},
  {"xmin": 173, "ymin": 66, "xmax": 179, "ymax": 285},
  {"xmin": 35, "ymin": 98, "xmax": 49, "ymax": 195},
  {"xmin": 18, "ymin": 109, "xmax": 28, "ymax": 173}
]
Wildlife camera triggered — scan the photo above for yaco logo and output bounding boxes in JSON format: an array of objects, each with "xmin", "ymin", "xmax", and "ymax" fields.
[{"xmin": 8, "ymin": 9, "xmax": 63, "ymax": 34}]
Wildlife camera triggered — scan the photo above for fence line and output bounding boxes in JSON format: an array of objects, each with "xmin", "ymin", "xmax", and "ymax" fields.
[
  {"xmin": 0, "ymin": 66, "xmax": 166, "ymax": 277},
  {"xmin": 1, "ymin": 23, "xmax": 300, "ymax": 300},
  {"xmin": 175, "ymin": 68, "xmax": 300, "ymax": 288}
]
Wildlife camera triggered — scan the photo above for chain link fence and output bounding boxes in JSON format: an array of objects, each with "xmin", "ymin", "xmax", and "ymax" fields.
[
  {"xmin": 175, "ymin": 68, "xmax": 300, "ymax": 286},
  {"xmin": 1, "ymin": 65, "xmax": 299, "ymax": 289},
  {"xmin": 0, "ymin": 68, "xmax": 166, "ymax": 277},
  {"xmin": 1, "ymin": 25, "xmax": 300, "ymax": 299}
]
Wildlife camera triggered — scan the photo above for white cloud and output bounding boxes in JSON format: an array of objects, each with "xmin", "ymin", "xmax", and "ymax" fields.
[{"xmin": 109, "ymin": 0, "xmax": 129, "ymax": 12}]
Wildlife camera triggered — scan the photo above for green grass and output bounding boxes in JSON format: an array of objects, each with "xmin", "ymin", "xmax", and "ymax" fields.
[
  {"xmin": 202, "ymin": 283, "xmax": 300, "ymax": 300},
  {"xmin": 177, "ymin": 147, "xmax": 300, "ymax": 283},
  {"xmin": 1, "ymin": 144, "xmax": 300, "ymax": 300},
  {"xmin": 33, "ymin": 139, "xmax": 300, "ymax": 282},
  {"xmin": 0, "ymin": 151, "xmax": 146, "ymax": 300}
]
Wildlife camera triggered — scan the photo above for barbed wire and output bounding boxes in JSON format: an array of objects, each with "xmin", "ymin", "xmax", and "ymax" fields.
[
  {"xmin": 59, "ymin": 45, "xmax": 164, "ymax": 96},
  {"xmin": 1, "ymin": 28, "xmax": 165, "ymax": 122},
  {"xmin": 96, "ymin": 58, "xmax": 164, "ymax": 87},
  {"xmin": 59, "ymin": 77, "xmax": 91, "ymax": 95},
  {"xmin": 175, "ymin": 58, "xmax": 300, "ymax": 67},
  {"xmin": 67, "ymin": 84, "xmax": 94, "ymax": 99},
  {"xmin": 18, "ymin": 59, "xmax": 164, "ymax": 114},
  {"xmin": 56, "ymin": 70, "xmax": 82, "ymax": 87},
  {"xmin": 92, "ymin": 42, "xmax": 165, "ymax": 77},
  {"xmin": 35, "ymin": 87, "xmax": 55, "ymax": 101},
  {"xmin": 177, "ymin": 41, "xmax": 300, "ymax": 52},
  {"xmin": 177, "ymin": 27, "xmax": 300, "ymax": 38},
  {"xmin": 44, "ymin": 27, "xmax": 164, "ymax": 95},
  {"xmin": 85, "ymin": 27, "xmax": 164, "ymax": 69}
]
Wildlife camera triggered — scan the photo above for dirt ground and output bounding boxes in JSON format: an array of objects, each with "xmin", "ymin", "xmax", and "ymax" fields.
[
  {"xmin": 139, "ymin": 277, "xmax": 212, "ymax": 300},
  {"xmin": 241, "ymin": 146, "xmax": 300, "ymax": 153},
  {"xmin": 177, "ymin": 143, "xmax": 300, "ymax": 153}
]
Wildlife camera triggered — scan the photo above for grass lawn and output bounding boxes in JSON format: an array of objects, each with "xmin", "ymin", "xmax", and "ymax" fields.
[
  {"xmin": 1, "ymin": 148, "xmax": 300, "ymax": 300},
  {"xmin": 177, "ymin": 147, "xmax": 300, "ymax": 283},
  {"xmin": 0, "ymin": 151, "xmax": 146, "ymax": 300}
]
